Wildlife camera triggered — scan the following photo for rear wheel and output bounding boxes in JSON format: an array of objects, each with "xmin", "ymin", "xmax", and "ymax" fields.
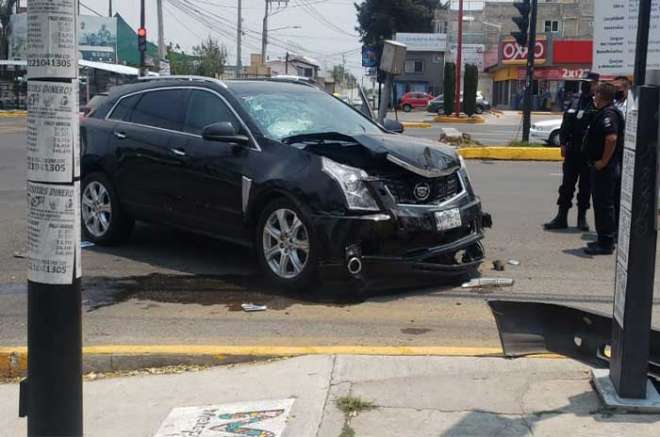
[
  {"xmin": 403, "ymin": 104, "xmax": 413, "ymax": 113},
  {"xmin": 256, "ymin": 198, "xmax": 318, "ymax": 290},
  {"xmin": 548, "ymin": 130, "xmax": 561, "ymax": 147},
  {"xmin": 81, "ymin": 172, "xmax": 134, "ymax": 245},
  {"xmin": 475, "ymin": 104, "xmax": 485, "ymax": 114}
]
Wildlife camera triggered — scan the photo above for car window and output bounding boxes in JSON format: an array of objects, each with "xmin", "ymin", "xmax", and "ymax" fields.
[
  {"xmin": 184, "ymin": 90, "xmax": 239, "ymax": 135},
  {"xmin": 109, "ymin": 93, "xmax": 141, "ymax": 121},
  {"xmin": 130, "ymin": 89, "xmax": 188, "ymax": 131}
]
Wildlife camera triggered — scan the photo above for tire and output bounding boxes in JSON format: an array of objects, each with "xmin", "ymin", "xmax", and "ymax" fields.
[
  {"xmin": 548, "ymin": 130, "xmax": 561, "ymax": 147},
  {"xmin": 403, "ymin": 104, "xmax": 413, "ymax": 113},
  {"xmin": 255, "ymin": 198, "xmax": 319, "ymax": 290},
  {"xmin": 81, "ymin": 172, "xmax": 134, "ymax": 245},
  {"xmin": 475, "ymin": 104, "xmax": 484, "ymax": 114}
]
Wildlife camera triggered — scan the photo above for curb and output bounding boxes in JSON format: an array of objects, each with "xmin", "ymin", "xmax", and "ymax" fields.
[
  {"xmin": 0, "ymin": 345, "xmax": 564, "ymax": 378},
  {"xmin": 401, "ymin": 122, "xmax": 433, "ymax": 128},
  {"xmin": 0, "ymin": 111, "xmax": 27, "ymax": 118},
  {"xmin": 458, "ymin": 147, "xmax": 562, "ymax": 161},
  {"xmin": 515, "ymin": 111, "xmax": 562, "ymax": 116},
  {"xmin": 433, "ymin": 115, "xmax": 486, "ymax": 124}
]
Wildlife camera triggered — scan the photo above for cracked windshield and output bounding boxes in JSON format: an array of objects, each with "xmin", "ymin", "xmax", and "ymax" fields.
[{"xmin": 2, "ymin": 0, "xmax": 660, "ymax": 436}]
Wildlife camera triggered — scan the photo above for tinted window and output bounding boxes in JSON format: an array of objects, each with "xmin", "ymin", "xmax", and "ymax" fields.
[
  {"xmin": 109, "ymin": 93, "xmax": 140, "ymax": 121},
  {"xmin": 130, "ymin": 89, "xmax": 188, "ymax": 131},
  {"xmin": 184, "ymin": 90, "xmax": 238, "ymax": 135}
]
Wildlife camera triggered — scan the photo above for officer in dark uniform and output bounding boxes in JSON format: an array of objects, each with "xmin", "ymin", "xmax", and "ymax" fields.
[
  {"xmin": 583, "ymin": 82, "xmax": 623, "ymax": 255},
  {"xmin": 544, "ymin": 72, "xmax": 600, "ymax": 231}
]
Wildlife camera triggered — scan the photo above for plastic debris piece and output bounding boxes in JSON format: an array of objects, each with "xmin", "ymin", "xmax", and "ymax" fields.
[
  {"xmin": 241, "ymin": 303, "xmax": 268, "ymax": 312},
  {"xmin": 493, "ymin": 260, "xmax": 506, "ymax": 271},
  {"xmin": 508, "ymin": 259, "xmax": 520, "ymax": 266},
  {"xmin": 461, "ymin": 278, "xmax": 515, "ymax": 289},
  {"xmin": 81, "ymin": 241, "xmax": 95, "ymax": 248}
]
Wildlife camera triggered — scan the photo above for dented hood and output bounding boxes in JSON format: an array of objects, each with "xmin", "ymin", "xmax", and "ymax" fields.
[{"xmin": 351, "ymin": 133, "xmax": 461, "ymax": 177}]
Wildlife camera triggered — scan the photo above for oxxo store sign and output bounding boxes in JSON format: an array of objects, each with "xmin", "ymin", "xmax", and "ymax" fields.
[{"xmin": 502, "ymin": 39, "xmax": 547, "ymax": 65}]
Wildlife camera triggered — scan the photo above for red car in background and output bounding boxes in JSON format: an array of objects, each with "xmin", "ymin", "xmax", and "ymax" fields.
[{"xmin": 398, "ymin": 92, "xmax": 434, "ymax": 112}]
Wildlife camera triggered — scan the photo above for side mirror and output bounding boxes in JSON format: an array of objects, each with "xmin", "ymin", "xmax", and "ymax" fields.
[
  {"xmin": 383, "ymin": 119, "xmax": 405, "ymax": 134},
  {"xmin": 202, "ymin": 122, "xmax": 250, "ymax": 145}
]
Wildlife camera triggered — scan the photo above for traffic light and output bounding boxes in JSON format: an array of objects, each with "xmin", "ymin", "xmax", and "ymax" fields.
[
  {"xmin": 137, "ymin": 27, "xmax": 147, "ymax": 52},
  {"xmin": 512, "ymin": 0, "xmax": 531, "ymax": 47}
]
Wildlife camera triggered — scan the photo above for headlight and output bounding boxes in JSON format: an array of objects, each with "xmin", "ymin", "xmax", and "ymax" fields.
[
  {"xmin": 322, "ymin": 157, "xmax": 380, "ymax": 211},
  {"xmin": 459, "ymin": 155, "xmax": 471, "ymax": 181}
]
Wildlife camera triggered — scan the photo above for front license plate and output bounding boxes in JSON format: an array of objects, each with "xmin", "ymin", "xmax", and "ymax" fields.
[{"xmin": 435, "ymin": 208, "xmax": 462, "ymax": 231}]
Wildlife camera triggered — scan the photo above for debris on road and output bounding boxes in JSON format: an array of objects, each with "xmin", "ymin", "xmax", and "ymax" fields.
[
  {"xmin": 493, "ymin": 260, "xmax": 506, "ymax": 271},
  {"xmin": 241, "ymin": 303, "xmax": 268, "ymax": 312},
  {"xmin": 508, "ymin": 259, "xmax": 521, "ymax": 266},
  {"xmin": 13, "ymin": 251, "xmax": 26, "ymax": 259},
  {"xmin": 462, "ymin": 278, "xmax": 515, "ymax": 289},
  {"xmin": 81, "ymin": 241, "xmax": 95, "ymax": 248}
]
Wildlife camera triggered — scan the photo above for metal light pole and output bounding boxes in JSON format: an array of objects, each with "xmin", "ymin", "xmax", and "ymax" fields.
[
  {"xmin": 455, "ymin": 0, "xmax": 463, "ymax": 117},
  {"xmin": 522, "ymin": 0, "xmax": 538, "ymax": 142},
  {"xmin": 157, "ymin": 0, "xmax": 165, "ymax": 66},
  {"xmin": 140, "ymin": 0, "xmax": 146, "ymax": 76},
  {"xmin": 237, "ymin": 0, "xmax": 243, "ymax": 75},
  {"xmin": 261, "ymin": 0, "xmax": 269, "ymax": 63},
  {"xmin": 24, "ymin": 0, "xmax": 83, "ymax": 434}
]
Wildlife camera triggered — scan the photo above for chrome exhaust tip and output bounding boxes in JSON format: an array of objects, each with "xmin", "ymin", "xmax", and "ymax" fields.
[{"xmin": 347, "ymin": 257, "xmax": 363, "ymax": 275}]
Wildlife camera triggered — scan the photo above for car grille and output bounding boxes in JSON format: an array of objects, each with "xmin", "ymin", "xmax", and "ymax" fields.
[{"xmin": 384, "ymin": 171, "xmax": 462, "ymax": 205}]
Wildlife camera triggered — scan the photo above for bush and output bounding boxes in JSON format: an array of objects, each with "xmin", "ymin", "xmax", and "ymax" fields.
[
  {"xmin": 443, "ymin": 62, "xmax": 456, "ymax": 115},
  {"xmin": 463, "ymin": 64, "xmax": 479, "ymax": 116}
]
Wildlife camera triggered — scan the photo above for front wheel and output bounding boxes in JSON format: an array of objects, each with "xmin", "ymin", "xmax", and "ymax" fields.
[
  {"xmin": 402, "ymin": 104, "xmax": 413, "ymax": 113},
  {"xmin": 256, "ymin": 198, "xmax": 318, "ymax": 290},
  {"xmin": 475, "ymin": 105, "xmax": 484, "ymax": 114},
  {"xmin": 548, "ymin": 130, "xmax": 561, "ymax": 147},
  {"xmin": 81, "ymin": 172, "xmax": 134, "ymax": 245}
]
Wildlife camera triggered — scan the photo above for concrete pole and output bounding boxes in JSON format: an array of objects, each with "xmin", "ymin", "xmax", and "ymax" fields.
[
  {"xmin": 25, "ymin": 0, "xmax": 83, "ymax": 433},
  {"xmin": 157, "ymin": 0, "xmax": 165, "ymax": 65},
  {"xmin": 261, "ymin": 0, "xmax": 269, "ymax": 64},
  {"xmin": 455, "ymin": 0, "xmax": 463, "ymax": 117},
  {"xmin": 109, "ymin": 0, "xmax": 112, "ymax": 17},
  {"xmin": 237, "ymin": 0, "xmax": 242, "ymax": 75}
]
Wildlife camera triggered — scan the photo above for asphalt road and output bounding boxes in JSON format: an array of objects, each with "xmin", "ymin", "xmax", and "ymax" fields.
[
  {"xmin": 399, "ymin": 110, "xmax": 561, "ymax": 145},
  {"xmin": 1, "ymin": 117, "xmax": 659, "ymax": 348}
]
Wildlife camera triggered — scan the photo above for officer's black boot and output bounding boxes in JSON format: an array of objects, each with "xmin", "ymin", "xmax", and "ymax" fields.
[
  {"xmin": 577, "ymin": 209, "xmax": 589, "ymax": 232},
  {"xmin": 543, "ymin": 208, "xmax": 569, "ymax": 230}
]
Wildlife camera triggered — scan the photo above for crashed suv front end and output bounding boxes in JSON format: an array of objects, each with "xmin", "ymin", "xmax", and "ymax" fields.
[{"xmin": 302, "ymin": 134, "xmax": 492, "ymax": 281}]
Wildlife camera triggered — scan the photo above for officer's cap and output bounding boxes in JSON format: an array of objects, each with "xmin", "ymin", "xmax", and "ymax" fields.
[{"xmin": 580, "ymin": 72, "xmax": 600, "ymax": 82}]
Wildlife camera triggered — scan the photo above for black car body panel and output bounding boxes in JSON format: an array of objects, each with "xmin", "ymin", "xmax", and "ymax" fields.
[{"xmin": 81, "ymin": 77, "xmax": 491, "ymax": 283}]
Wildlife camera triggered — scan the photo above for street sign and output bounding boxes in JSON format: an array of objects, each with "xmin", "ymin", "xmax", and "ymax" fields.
[
  {"xmin": 610, "ymin": 85, "xmax": 659, "ymax": 399},
  {"xmin": 26, "ymin": 0, "xmax": 78, "ymax": 79},
  {"xmin": 362, "ymin": 46, "xmax": 378, "ymax": 68}
]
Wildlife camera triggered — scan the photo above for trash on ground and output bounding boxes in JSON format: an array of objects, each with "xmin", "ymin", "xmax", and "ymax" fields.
[
  {"xmin": 462, "ymin": 278, "xmax": 515, "ymax": 289},
  {"xmin": 508, "ymin": 259, "xmax": 521, "ymax": 266},
  {"xmin": 241, "ymin": 303, "xmax": 268, "ymax": 312},
  {"xmin": 493, "ymin": 260, "xmax": 506, "ymax": 271},
  {"xmin": 81, "ymin": 241, "xmax": 95, "ymax": 248},
  {"xmin": 13, "ymin": 251, "xmax": 26, "ymax": 259}
]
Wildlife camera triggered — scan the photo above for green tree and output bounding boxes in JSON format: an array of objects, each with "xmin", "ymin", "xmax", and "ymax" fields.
[
  {"xmin": 443, "ymin": 62, "xmax": 456, "ymax": 116},
  {"xmin": 166, "ymin": 42, "xmax": 194, "ymax": 75},
  {"xmin": 192, "ymin": 37, "xmax": 227, "ymax": 78},
  {"xmin": 462, "ymin": 64, "xmax": 479, "ymax": 116},
  {"xmin": 0, "ymin": 0, "xmax": 18, "ymax": 59},
  {"xmin": 355, "ymin": 0, "xmax": 439, "ymax": 47}
]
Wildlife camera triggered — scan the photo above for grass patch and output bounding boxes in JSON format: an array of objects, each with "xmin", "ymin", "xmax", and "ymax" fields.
[
  {"xmin": 508, "ymin": 140, "xmax": 547, "ymax": 148},
  {"xmin": 336, "ymin": 395, "xmax": 376, "ymax": 416}
]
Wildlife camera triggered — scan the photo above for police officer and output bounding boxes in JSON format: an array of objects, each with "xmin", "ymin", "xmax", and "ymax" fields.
[
  {"xmin": 544, "ymin": 72, "xmax": 600, "ymax": 231},
  {"xmin": 583, "ymin": 82, "xmax": 623, "ymax": 255}
]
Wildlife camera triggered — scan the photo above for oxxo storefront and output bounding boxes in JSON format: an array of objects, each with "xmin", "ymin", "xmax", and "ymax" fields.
[{"xmin": 489, "ymin": 37, "xmax": 593, "ymax": 111}]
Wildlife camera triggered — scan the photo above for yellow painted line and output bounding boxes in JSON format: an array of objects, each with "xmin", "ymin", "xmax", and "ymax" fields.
[
  {"xmin": 458, "ymin": 147, "xmax": 562, "ymax": 161},
  {"xmin": 0, "ymin": 111, "xmax": 27, "ymax": 118},
  {"xmin": 433, "ymin": 115, "xmax": 486, "ymax": 124},
  {"xmin": 401, "ymin": 122, "xmax": 433, "ymax": 129}
]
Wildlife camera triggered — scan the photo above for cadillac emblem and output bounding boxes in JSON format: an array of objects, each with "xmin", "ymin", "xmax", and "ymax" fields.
[{"xmin": 413, "ymin": 182, "xmax": 431, "ymax": 201}]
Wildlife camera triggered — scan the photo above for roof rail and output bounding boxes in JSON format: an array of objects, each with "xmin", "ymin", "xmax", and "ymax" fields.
[{"xmin": 137, "ymin": 75, "xmax": 227, "ymax": 88}]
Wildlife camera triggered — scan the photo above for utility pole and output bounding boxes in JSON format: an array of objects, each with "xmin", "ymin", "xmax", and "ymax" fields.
[
  {"xmin": 23, "ymin": 0, "xmax": 82, "ymax": 434},
  {"xmin": 109, "ymin": 0, "xmax": 112, "ymax": 17},
  {"xmin": 261, "ymin": 0, "xmax": 269, "ymax": 64},
  {"xmin": 139, "ymin": 0, "xmax": 146, "ymax": 76},
  {"xmin": 522, "ymin": 0, "xmax": 538, "ymax": 142},
  {"xmin": 285, "ymin": 52, "xmax": 289, "ymax": 74},
  {"xmin": 237, "ymin": 0, "xmax": 243, "ymax": 75},
  {"xmin": 455, "ymin": 0, "xmax": 464, "ymax": 117},
  {"xmin": 157, "ymin": 0, "xmax": 165, "ymax": 65}
]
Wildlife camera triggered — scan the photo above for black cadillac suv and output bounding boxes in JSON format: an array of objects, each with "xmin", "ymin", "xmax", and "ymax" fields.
[{"xmin": 80, "ymin": 76, "xmax": 491, "ymax": 289}]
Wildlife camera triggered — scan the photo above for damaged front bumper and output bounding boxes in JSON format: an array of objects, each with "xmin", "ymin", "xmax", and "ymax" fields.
[{"xmin": 312, "ymin": 189, "xmax": 492, "ymax": 282}]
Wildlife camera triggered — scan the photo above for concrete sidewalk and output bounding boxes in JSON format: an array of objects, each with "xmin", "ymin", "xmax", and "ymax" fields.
[{"xmin": 2, "ymin": 355, "xmax": 659, "ymax": 437}]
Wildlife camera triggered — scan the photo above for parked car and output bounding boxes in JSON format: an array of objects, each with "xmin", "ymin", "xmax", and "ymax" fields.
[
  {"xmin": 398, "ymin": 92, "xmax": 434, "ymax": 112},
  {"xmin": 530, "ymin": 119, "xmax": 562, "ymax": 146},
  {"xmin": 81, "ymin": 77, "xmax": 491, "ymax": 289},
  {"xmin": 427, "ymin": 92, "xmax": 491, "ymax": 115}
]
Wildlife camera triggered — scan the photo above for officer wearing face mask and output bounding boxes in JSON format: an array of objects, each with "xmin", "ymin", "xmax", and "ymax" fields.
[
  {"xmin": 613, "ymin": 76, "xmax": 632, "ymax": 116},
  {"xmin": 544, "ymin": 72, "xmax": 600, "ymax": 232}
]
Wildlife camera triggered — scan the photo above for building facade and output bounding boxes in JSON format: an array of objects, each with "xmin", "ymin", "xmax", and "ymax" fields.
[{"xmin": 392, "ymin": 33, "xmax": 448, "ymax": 101}]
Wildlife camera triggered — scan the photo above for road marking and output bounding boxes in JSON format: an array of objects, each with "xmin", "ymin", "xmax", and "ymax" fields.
[{"xmin": 550, "ymin": 173, "xmax": 563, "ymax": 176}]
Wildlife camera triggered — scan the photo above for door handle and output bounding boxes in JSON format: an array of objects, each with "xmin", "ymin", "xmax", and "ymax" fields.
[
  {"xmin": 113, "ymin": 131, "xmax": 127, "ymax": 140},
  {"xmin": 171, "ymin": 147, "xmax": 187, "ymax": 157}
]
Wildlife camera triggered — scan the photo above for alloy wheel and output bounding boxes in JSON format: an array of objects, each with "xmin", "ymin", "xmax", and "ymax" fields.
[
  {"xmin": 82, "ymin": 181, "xmax": 112, "ymax": 237},
  {"xmin": 262, "ymin": 208, "xmax": 310, "ymax": 279}
]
